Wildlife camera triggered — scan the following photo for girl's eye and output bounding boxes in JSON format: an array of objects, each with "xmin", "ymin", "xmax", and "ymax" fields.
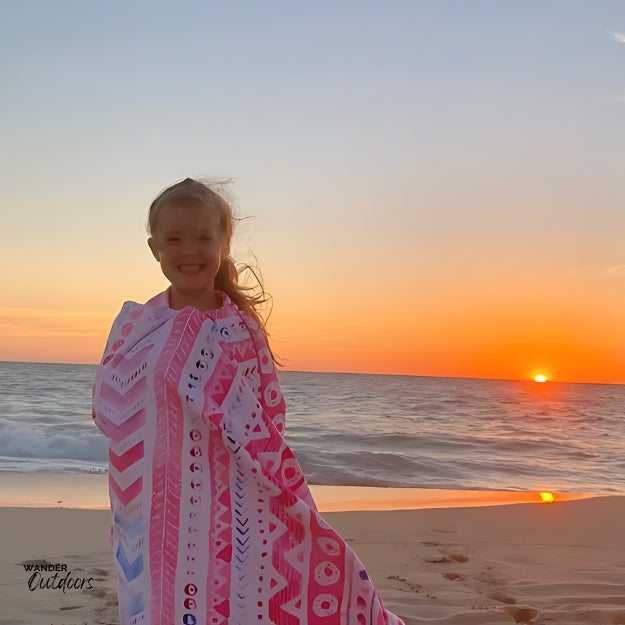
[{"xmin": 167, "ymin": 237, "xmax": 180, "ymax": 242}]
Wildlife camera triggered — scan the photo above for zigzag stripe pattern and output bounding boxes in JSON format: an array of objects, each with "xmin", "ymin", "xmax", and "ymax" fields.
[
  {"xmin": 110, "ymin": 475, "xmax": 143, "ymax": 507},
  {"xmin": 205, "ymin": 417, "xmax": 232, "ymax": 625},
  {"xmin": 100, "ymin": 378, "xmax": 147, "ymax": 413},
  {"xmin": 93, "ymin": 302, "xmax": 178, "ymax": 625},
  {"xmin": 110, "ymin": 344, "xmax": 153, "ymax": 380},
  {"xmin": 93, "ymin": 408, "xmax": 146, "ymax": 443},
  {"xmin": 127, "ymin": 592, "xmax": 144, "ymax": 617},
  {"xmin": 230, "ymin": 451, "xmax": 251, "ymax": 624},
  {"xmin": 113, "ymin": 511, "xmax": 144, "ymax": 540},
  {"xmin": 115, "ymin": 543, "xmax": 144, "ymax": 582},
  {"xmin": 93, "ymin": 293, "xmax": 405, "ymax": 625},
  {"xmin": 109, "ymin": 441, "xmax": 144, "ymax": 473}
]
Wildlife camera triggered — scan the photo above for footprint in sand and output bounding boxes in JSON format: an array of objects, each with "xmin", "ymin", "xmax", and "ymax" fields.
[
  {"xmin": 85, "ymin": 567, "xmax": 110, "ymax": 581},
  {"xmin": 387, "ymin": 575, "xmax": 422, "ymax": 593},
  {"xmin": 450, "ymin": 553, "xmax": 469, "ymax": 563},
  {"xmin": 442, "ymin": 572, "xmax": 464, "ymax": 582},
  {"xmin": 506, "ymin": 606, "xmax": 539, "ymax": 623},
  {"xmin": 93, "ymin": 594, "xmax": 121, "ymax": 625},
  {"xmin": 425, "ymin": 552, "xmax": 470, "ymax": 564}
]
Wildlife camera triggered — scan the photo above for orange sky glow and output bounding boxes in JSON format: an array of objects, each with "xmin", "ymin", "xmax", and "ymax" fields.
[
  {"xmin": 1, "ymin": 4, "xmax": 624, "ymax": 385},
  {"xmin": 1, "ymin": 274, "xmax": 624, "ymax": 384}
]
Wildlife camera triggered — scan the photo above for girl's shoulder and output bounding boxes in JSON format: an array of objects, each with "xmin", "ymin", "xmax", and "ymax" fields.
[{"xmin": 144, "ymin": 290, "xmax": 169, "ymax": 307}]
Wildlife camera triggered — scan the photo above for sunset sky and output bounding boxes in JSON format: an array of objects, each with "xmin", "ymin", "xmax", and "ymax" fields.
[{"xmin": 1, "ymin": 2, "xmax": 625, "ymax": 383}]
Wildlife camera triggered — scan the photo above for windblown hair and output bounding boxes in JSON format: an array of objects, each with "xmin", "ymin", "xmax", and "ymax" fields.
[{"xmin": 147, "ymin": 177, "xmax": 276, "ymax": 359}]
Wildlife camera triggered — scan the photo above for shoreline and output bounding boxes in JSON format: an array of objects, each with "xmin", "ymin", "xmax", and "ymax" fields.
[{"xmin": 0, "ymin": 470, "xmax": 600, "ymax": 511}]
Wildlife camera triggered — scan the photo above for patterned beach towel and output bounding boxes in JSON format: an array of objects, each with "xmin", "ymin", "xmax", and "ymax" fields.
[{"xmin": 93, "ymin": 293, "xmax": 404, "ymax": 625}]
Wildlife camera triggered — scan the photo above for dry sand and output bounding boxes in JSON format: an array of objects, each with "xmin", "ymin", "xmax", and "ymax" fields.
[
  {"xmin": 0, "ymin": 492, "xmax": 623, "ymax": 624},
  {"xmin": 330, "ymin": 496, "xmax": 625, "ymax": 625}
]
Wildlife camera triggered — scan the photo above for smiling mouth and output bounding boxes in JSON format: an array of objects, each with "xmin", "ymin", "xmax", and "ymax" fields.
[{"xmin": 178, "ymin": 264, "xmax": 203, "ymax": 274}]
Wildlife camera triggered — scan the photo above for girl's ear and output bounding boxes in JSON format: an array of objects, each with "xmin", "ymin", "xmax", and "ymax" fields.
[{"xmin": 147, "ymin": 238, "xmax": 160, "ymax": 261}]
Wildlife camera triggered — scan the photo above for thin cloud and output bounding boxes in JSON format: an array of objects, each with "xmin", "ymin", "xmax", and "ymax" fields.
[
  {"xmin": 0, "ymin": 307, "xmax": 110, "ymax": 337},
  {"xmin": 605, "ymin": 265, "xmax": 625, "ymax": 277},
  {"xmin": 608, "ymin": 30, "xmax": 625, "ymax": 43}
]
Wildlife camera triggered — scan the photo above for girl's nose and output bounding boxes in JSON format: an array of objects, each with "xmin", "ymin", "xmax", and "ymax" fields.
[{"xmin": 181, "ymin": 240, "xmax": 199, "ymax": 256}]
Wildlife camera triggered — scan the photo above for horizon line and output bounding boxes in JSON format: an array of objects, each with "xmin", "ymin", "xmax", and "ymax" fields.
[{"xmin": 0, "ymin": 359, "xmax": 622, "ymax": 386}]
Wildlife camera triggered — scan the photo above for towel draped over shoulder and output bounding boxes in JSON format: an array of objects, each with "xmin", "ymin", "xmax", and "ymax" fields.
[{"xmin": 92, "ymin": 292, "xmax": 404, "ymax": 625}]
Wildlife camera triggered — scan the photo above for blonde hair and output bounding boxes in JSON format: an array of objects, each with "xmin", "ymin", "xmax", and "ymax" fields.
[{"xmin": 148, "ymin": 178, "xmax": 276, "ymax": 354}]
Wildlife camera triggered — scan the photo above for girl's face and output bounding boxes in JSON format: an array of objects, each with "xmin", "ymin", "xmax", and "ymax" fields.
[{"xmin": 148, "ymin": 202, "xmax": 226, "ymax": 307}]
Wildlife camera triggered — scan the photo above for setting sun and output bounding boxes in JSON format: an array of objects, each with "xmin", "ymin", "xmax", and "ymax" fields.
[{"xmin": 534, "ymin": 374, "xmax": 548, "ymax": 383}]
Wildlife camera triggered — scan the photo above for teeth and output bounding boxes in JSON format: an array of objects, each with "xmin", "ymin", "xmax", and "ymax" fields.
[{"xmin": 179, "ymin": 265, "xmax": 202, "ymax": 274}]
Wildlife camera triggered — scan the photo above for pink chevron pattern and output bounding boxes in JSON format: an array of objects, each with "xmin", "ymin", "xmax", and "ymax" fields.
[
  {"xmin": 93, "ymin": 291, "xmax": 404, "ymax": 625},
  {"xmin": 109, "ymin": 441, "xmax": 144, "ymax": 473},
  {"xmin": 93, "ymin": 407, "xmax": 146, "ymax": 442},
  {"xmin": 110, "ymin": 474, "xmax": 143, "ymax": 507},
  {"xmin": 99, "ymin": 377, "xmax": 148, "ymax": 413}
]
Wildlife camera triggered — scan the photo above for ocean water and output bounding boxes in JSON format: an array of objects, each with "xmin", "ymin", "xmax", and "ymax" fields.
[{"xmin": 0, "ymin": 361, "xmax": 623, "ymax": 494}]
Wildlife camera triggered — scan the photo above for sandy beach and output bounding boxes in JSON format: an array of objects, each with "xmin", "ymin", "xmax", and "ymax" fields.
[{"xmin": 0, "ymin": 479, "xmax": 623, "ymax": 625}]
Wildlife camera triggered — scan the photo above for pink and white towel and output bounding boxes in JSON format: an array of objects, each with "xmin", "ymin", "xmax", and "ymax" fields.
[{"xmin": 93, "ymin": 292, "xmax": 404, "ymax": 625}]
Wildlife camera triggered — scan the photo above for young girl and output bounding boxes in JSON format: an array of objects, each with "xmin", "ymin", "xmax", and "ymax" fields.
[{"xmin": 93, "ymin": 178, "xmax": 404, "ymax": 625}]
